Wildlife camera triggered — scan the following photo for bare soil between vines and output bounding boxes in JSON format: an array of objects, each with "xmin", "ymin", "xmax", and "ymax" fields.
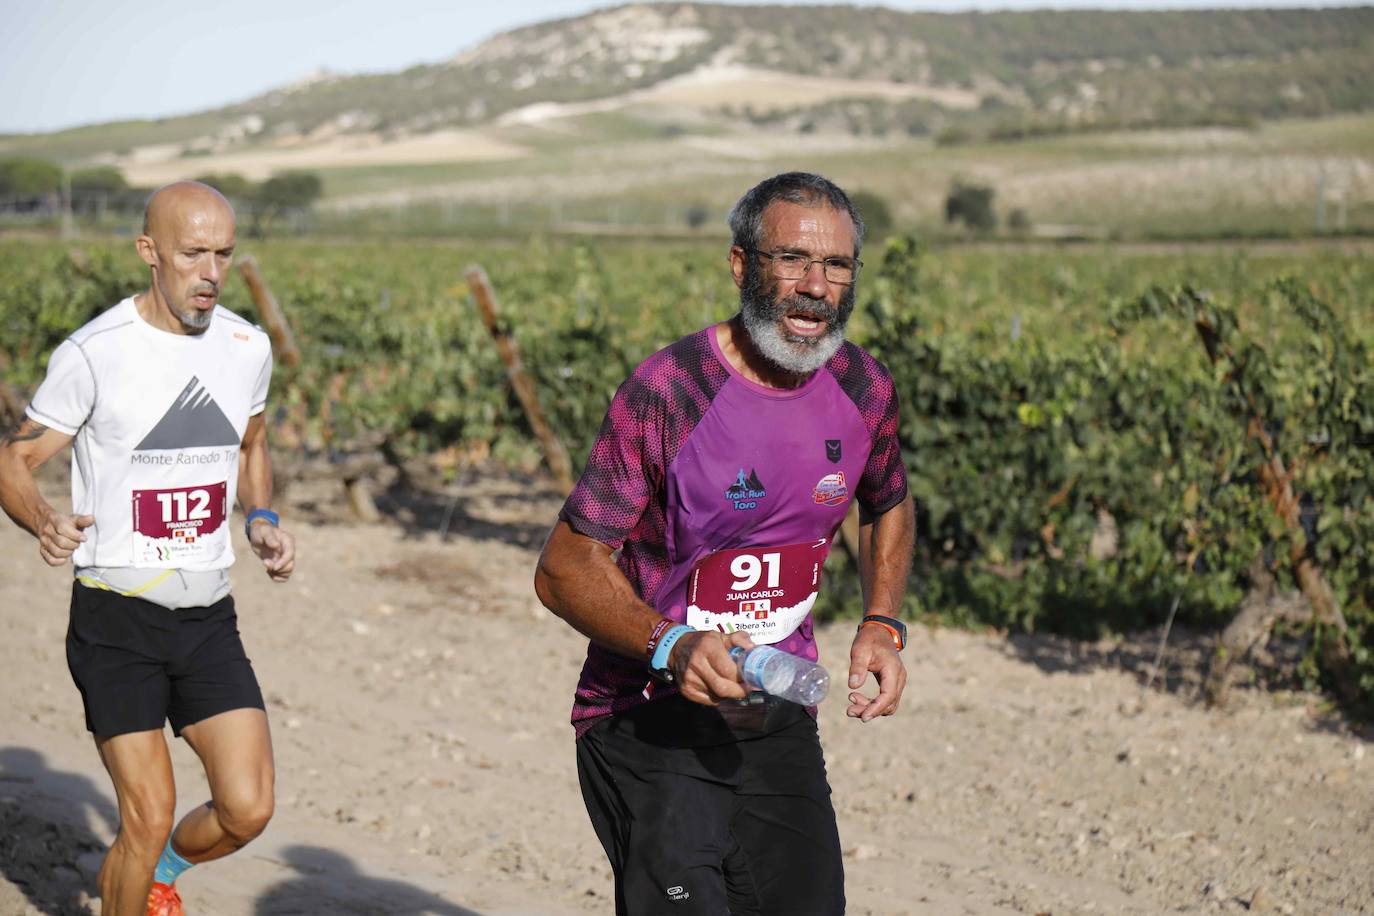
[{"xmin": 1, "ymin": 468, "xmax": 1370, "ymax": 915}]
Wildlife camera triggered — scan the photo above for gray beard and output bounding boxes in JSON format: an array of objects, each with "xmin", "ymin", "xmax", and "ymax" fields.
[
  {"xmin": 158, "ymin": 274, "xmax": 214, "ymax": 332},
  {"xmin": 177, "ymin": 306, "xmax": 213, "ymax": 331},
  {"xmin": 739, "ymin": 269, "xmax": 854, "ymax": 376}
]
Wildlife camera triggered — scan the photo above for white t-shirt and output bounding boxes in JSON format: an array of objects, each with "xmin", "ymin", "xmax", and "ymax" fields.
[{"xmin": 27, "ymin": 297, "xmax": 272, "ymax": 572}]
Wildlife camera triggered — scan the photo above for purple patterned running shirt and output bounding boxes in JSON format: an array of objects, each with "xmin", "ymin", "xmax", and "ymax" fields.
[{"xmin": 559, "ymin": 325, "xmax": 908, "ymax": 736}]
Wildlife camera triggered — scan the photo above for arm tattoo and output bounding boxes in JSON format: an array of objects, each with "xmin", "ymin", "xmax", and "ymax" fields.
[{"xmin": 1, "ymin": 417, "xmax": 48, "ymax": 447}]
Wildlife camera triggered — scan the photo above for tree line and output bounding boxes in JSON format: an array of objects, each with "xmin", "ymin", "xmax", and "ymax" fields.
[{"xmin": 0, "ymin": 158, "xmax": 322, "ymax": 236}]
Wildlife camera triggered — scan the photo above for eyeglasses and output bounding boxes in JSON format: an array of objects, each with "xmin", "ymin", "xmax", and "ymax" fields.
[{"xmin": 750, "ymin": 249, "xmax": 862, "ymax": 285}]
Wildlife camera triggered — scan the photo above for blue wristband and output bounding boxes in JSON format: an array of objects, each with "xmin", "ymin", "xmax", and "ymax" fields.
[
  {"xmin": 244, "ymin": 508, "xmax": 280, "ymax": 540},
  {"xmin": 649, "ymin": 625, "xmax": 694, "ymax": 680}
]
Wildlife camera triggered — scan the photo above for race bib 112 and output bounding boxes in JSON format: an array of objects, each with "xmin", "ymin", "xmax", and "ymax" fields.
[{"xmin": 131, "ymin": 481, "xmax": 228, "ymax": 566}]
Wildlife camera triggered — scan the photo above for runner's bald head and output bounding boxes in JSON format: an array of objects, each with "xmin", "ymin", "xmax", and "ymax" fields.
[
  {"xmin": 143, "ymin": 181, "xmax": 234, "ymax": 236},
  {"xmin": 136, "ymin": 181, "xmax": 237, "ymax": 334}
]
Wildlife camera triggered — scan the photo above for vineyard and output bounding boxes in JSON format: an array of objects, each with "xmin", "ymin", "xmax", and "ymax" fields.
[{"xmin": 1, "ymin": 236, "xmax": 1371, "ymax": 714}]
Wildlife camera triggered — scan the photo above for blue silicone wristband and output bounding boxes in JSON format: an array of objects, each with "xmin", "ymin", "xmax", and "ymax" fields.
[
  {"xmin": 244, "ymin": 508, "xmax": 280, "ymax": 539},
  {"xmin": 649, "ymin": 625, "xmax": 693, "ymax": 677}
]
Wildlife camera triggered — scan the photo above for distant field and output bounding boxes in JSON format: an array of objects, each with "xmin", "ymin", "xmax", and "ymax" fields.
[
  {"xmin": 115, "ymin": 129, "xmax": 532, "ymax": 186},
  {"xmin": 626, "ymin": 64, "xmax": 984, "ymax": 111},
  {"xmin": 292, "ymin": 112, "xmax": 1374, "ymax": 240},
  {"xmin": 6, "ymin": 101, "xmax": 1371, "ymax": 242}
]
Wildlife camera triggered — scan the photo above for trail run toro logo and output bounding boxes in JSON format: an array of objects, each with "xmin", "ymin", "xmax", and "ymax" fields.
[{"xmin": 724, "ymin": 468, "xmax": 766, "ymax": 510}]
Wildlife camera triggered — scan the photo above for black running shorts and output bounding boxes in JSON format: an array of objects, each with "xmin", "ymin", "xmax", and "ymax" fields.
[
  {"xmin": 576, "ymin": 693, "xmax": 845, "ymax": 915},
  {"xmin": 65, "ymin": 582, "xmax": 265, "ymax": 738}
]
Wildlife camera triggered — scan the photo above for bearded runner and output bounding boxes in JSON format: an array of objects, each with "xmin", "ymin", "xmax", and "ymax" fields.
[{"xmin": 535, "ymin": 172, "xmax": 915, "ymax": 915}]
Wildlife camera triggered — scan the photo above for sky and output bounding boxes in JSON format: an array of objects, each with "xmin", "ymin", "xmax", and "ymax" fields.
[{"xmin": 1, "ymin": 0, "xmax": 1366, "ymax": 133}]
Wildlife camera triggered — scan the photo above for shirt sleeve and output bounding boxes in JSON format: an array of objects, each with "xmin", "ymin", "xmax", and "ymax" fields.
[
  {"xmin": 558, "ymin": 376, "xmax": 664, "ymax": 550},
  {"xmin": 249, "ymin": 347, "xmax": 272, "ymax": 416},
  {"xmin": 26, "ymin": 340, "xmax": 96, "ymax": 436},
  {"xmin": 856, "ymin": 369, "xmax": 909, "ymax": 517}
]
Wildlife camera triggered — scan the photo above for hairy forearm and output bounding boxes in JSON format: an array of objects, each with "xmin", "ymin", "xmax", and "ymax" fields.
[
  {"xmin": 858, "ymin": 496, "xmax": 916, "ymax": 617},
  {"xmin": 535, "ymin": 521, "xmax": 667, "ymax": 662}
]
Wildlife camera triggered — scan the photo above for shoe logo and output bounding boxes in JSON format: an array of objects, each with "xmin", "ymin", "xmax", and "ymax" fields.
[
  {"xmin": 135, "ymin": 377, "xmax": 240, "ymax": 450},
  {"xmin": 666, "ymin": 885, "xmax": 690, "ymax": 902},
  {"xmin": 825, "ymin": 439, "xmax": 842, "ymax": 463},
  {"xmin": 724, "ymin": 468, "xmax": 766, "ymax": 511}
]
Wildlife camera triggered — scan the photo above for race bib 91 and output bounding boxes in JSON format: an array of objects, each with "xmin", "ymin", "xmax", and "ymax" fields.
[
  {"xmin": 685, "ymin": 539, "xmax": 829, "ymax": 644},
  {"xmin": 131, "ymin": 481, "xmax": 228, "ymax": 566}
]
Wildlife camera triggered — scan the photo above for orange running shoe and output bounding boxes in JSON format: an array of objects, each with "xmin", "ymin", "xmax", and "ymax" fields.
[{"xmin": 146, "ymin": 881, "xmax": 184, "ymax": 916}]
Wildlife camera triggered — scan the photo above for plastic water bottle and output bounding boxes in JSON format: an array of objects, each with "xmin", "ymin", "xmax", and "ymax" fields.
[{"xmin": 729, "ymin": 646, "xmax": 829, "ymax": 705}]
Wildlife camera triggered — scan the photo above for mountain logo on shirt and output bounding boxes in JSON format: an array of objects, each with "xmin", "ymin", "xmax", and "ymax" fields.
[
  {"xmin": 724, "ymin": 468, "xmax": 767, "ymax": 510},
  {"xmin": 135, "ymin": 377, "xmax": 240, "ymax": 450}
]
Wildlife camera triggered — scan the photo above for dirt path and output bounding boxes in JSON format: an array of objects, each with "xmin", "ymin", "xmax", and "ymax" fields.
[{"xmin": 1, "ymin": 469, "xmax": 1370, "ymax": 915}]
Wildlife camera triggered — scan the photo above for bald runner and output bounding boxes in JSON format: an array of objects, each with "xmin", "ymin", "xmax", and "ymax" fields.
[{"xmin": 0, "ymin": 181, "xmax": 294, "ymax": 915}]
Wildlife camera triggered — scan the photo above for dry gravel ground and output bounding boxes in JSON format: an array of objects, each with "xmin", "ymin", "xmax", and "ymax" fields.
[{"xmin": 1, "ymin": 468, "xmax": 1370, "ymax": 915}]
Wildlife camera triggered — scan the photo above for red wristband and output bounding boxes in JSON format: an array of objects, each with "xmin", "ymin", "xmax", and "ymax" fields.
[{"xmin": 645, "ymin": 618, "xmax": 676, "ymax": 658}]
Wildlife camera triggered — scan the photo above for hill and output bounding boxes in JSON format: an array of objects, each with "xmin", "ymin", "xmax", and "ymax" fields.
[
  {"xmin": 4, "ymin": 3, "xmax": 1372, "ymax": 162},
  {"xmin": 2, "ymin": 4, "xmax": 1372, "ymax": 240}
]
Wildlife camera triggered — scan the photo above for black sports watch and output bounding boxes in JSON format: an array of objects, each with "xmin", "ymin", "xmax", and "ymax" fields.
[{"xmin": 859, "ymin": 615, "xmax": 906, "ymax": 651}]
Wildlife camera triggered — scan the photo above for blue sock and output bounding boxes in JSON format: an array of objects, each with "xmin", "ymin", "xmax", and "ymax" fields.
[{"xmin": 153, "ymin": 838, "xmax": 194, "ymax": 886}]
